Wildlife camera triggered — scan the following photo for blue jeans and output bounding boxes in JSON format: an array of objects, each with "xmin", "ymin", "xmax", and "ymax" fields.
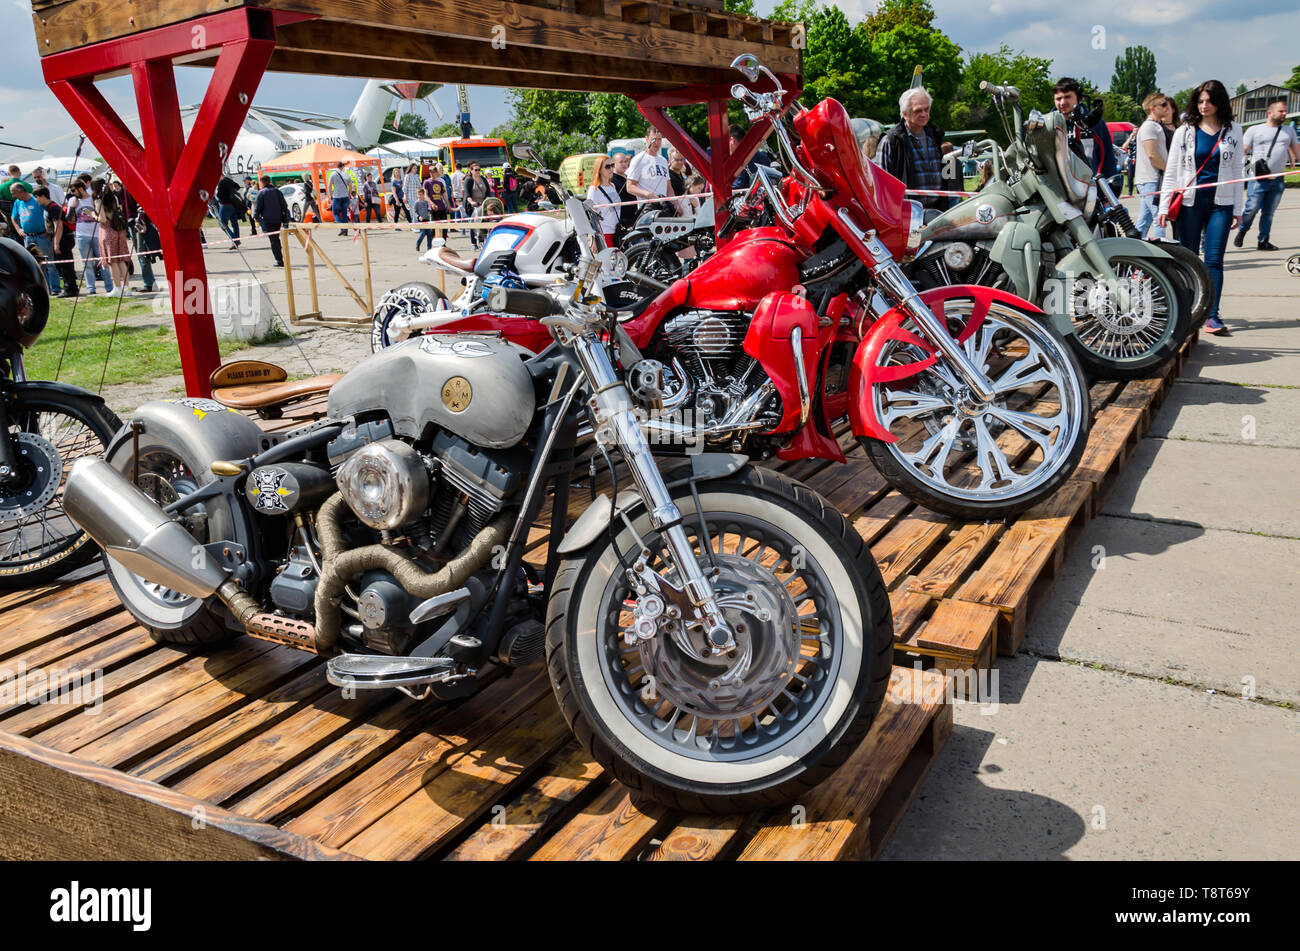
[
  {"xmin": 1238, "ymin": 177, "xmax": 1285, "ymax": 244},
  {"xmin": 1177, "ymin": 198, "xmax": 1232, "ymax": 322},
  {"xmin": 1134, "ymin": 181, "xmax": 1165, "ymax": 239},
  {"xmin": 29, "ymin": 233, "xmax": 59, "ymax": 294},
  {"xmin": 331, "ymin": 197, "xmax": 350, "ymax": 230},
  {"xmin": 76, "ymin": 232, "xmax": 111, "ymax": 293},
  {"xmin": 218, "ymin": 204, "xmax": 241, "ymax": 244}
]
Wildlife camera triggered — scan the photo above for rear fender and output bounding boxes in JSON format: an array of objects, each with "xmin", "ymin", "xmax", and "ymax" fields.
[
  {"xmin": 742, "ymin": 292, "xmax": 822, "ymax": 434},
  {"xmin": 850, "ymin": 285, "xmax": 1045, "ymax": 444}
]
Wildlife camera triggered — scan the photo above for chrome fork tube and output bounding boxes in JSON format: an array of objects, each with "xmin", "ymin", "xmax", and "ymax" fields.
[
  {"xmin": 569, "ymin": 332, "xmax": 736, "ymax": 652},
  {"xmin": 842, "ymin": 210, "xmax": 998, "ymax": 403}
]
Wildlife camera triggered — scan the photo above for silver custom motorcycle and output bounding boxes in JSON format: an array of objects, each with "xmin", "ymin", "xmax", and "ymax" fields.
[{"xmin": 63, "ymin": 238, "xmax": 893, "ymax": 812}]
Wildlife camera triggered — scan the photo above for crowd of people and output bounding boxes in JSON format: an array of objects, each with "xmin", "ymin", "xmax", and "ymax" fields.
[{"xmin": 0, "ymin": 165, "xmax": 162, "ymax": 298}]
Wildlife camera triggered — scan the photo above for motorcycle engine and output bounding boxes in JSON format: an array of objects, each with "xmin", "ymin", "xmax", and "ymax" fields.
[{"xmin": 648, "ymin": 309, "xmax": 778, "ymax": 440}]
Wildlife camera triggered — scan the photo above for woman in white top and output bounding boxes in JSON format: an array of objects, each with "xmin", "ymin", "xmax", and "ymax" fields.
[
  {"xmin": 1157, "ymin": 79, "xmax": 1244, "ymax": 336},
  {"xmin": 587, "ymin": 156, "xmax": 622, "ymax": 248}
]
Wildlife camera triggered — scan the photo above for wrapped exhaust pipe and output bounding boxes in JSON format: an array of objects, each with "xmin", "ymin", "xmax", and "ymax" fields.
[{"xmin": 63, "ymin": 458, "xmax": 230, "ymax": 599}]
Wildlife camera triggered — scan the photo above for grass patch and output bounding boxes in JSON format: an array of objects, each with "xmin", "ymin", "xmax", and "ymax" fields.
[{"xmin": 25, "ymin": 295, "xmax": 256, "ymax": 391}]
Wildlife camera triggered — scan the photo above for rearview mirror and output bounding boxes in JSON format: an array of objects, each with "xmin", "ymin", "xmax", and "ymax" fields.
[
  {"xmin": 512, "ymin": 142, "xmax": 541, "ymax": 164},
  {"xmin": 731, "ymin": 54, "xmax": 760, "ymax": 82}
]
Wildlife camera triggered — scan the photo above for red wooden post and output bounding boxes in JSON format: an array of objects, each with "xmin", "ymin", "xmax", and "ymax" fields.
[
  {"xmin": 40, "ymin": 9, "xmax": 309, "ymax": 397},
  {"xmin": 633, "ymin": 75, "xmax": 800, "ymax": 234}
]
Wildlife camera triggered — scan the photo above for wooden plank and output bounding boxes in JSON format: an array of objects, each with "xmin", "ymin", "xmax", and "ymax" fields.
[
  {"xmin": 914, "ymin": 600, "xmax": 999, "ymax": 663},
  {"xmin": 869, "ymin": 513, "xmax": 951, "ymax": 589},
  {"xmin": 26, "ymin": 639, "xmax": 277, "ymax": 751},
  {"xmin": 528, "ymin": 783, "xmax": 669, "ymax": 861},
  {"xmin": 341, "ymin": 695, "xmax": 572, "ymax": 859},
  {"xmin": 888, "ymin": 587, "xmax": 933, "ymax": 644},
  {"xmin": 279, "ymin": 671, "xmax": 551, "ymax": 843},
  {"xmin": 444, "ymin": 741, "xmax": 607, "ymax": 861},
  {"xmin": 0, "ymin": 729, "xmax": 356, "ymax": 860},
  {"xmin": 850, "ymin": 491, "xmax": 912, "ymax": 546},
  {"xmin": 129, "ymin": 665, "xmax": 334, "ymax": 785},
  {"xmin": 1072, "ymin": 404, "xmax": 1144, "ymax": 513},
  {"xmin": 737, "ymin": 666, "xmax": 951, "ymax": 860},
  {"xmin": 907, "ymin": 520, "xmax": 1006, "ymax": 601},
  {"xmin": 0, "ymin": 575, "xmax": 125, "ymax": 659},
  {"xmin": 0, "ymin": 610, "xmax": 136, "ymax": 678},
  {"xmin": 0, "ymin": 563, "xmax": 103, "ymax": 612},
  {"xmin": 61, "ymin": 645, "xmax": 317, "ymax": 768},
  {"xmin": 641, "ymin": 814, "xmax": 747, "ymax": 861},
  {"xmin": 173, "ymin": 680, "xmax": 400, "ymax": 809},
  {"xmin": 0, "ymin": 625, "xmax": 154, "ymax": 720}
]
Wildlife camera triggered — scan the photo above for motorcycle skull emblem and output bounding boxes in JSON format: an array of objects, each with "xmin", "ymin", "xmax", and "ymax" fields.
[
  {"xmin": 249, "ymin": 467, "xmax": 292, "ymax": 513},
  {"xmin": 418, "ymin": 336, "xmax": 493, "ymax": 358},
  {"xmin": 975, "ymin": 204, "xmax": 997, "ymax": 224}
]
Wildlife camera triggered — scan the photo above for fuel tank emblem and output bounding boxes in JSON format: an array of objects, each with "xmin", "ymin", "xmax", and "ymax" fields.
[
  {"xmin": 975, "ymin": 204, "xmax": 996, "ymax": 224},
  {"xmin": 441, "ymin": 376, "xmax": 473, "ymax": 412}
]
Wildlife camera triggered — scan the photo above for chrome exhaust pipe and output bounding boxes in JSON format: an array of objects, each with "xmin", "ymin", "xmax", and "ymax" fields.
[{"xmin": 63, "ymin": 457, "xmax": 230, "ymax": 599}]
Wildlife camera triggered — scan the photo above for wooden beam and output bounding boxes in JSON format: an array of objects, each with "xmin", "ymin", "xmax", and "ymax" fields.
[
  {"xmin": 0, "ymin": 729, "xmax": 357, "ymax": 860},
  {"xmin": 257, "ymin": 48, "xmax": 663, "ymax": 96},
  {"xmin": 33, "ymin": 0, "xmax": 800, "ymax": 75},
  {"xmin": 271, "ymin": 17, "xmax": 729, "ymax": 88}
]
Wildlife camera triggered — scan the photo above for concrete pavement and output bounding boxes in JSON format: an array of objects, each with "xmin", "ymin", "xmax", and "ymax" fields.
[{"xmin": 883, "ymin": 189, "xmax": 1300, "ymax": 860}]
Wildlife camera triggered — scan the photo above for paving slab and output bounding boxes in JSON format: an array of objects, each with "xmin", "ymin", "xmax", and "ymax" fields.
[
  {"xmin": 1030, "ymin": 517, "xmax": 1300, "ymax": 705},
  {"xmin": 1100, "ymin": 437, "xmax": 1300, "ymax": 537},
  {"xmin": 1148, "ymin": 381, "xmax": 1300, "ymax": 448},
  {"xmin": 879, "ymin": 656, "xmax": 1300, "ymax": 860}
]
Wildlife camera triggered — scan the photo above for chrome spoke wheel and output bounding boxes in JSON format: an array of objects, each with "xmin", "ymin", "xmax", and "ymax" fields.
[
  {"xmin": 1068, "ymin": 258, "xmax": 1176, "ymax": 361},
  {"xmin": 595, "ymin": 510, "xmax": 841, "ymax": 762},
  {"xmin": 872, "ymin": 301, "xmax": 1086, "ymax": 504}
]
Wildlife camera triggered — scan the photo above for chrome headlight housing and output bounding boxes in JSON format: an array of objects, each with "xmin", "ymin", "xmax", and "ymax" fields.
[
  {"xmin": 905, "ymin": 199, "xmax": 925, "ymax": 257},
  {"xmin": 336, "ymin": 438, "xmax": 429, "ymax": 531}
]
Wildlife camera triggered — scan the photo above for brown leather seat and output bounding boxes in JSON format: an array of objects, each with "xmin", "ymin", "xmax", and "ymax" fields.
[
  {"xmin": 436, "ymin": 246, "xmax": 478, "ymax": 272},
  {"xmin": 210, "ymin": 360, "xmax": 340, "ymax": 417},
  {"xmin": 212, "ymin": 374, "xmax": 342, "ymax": 411}
]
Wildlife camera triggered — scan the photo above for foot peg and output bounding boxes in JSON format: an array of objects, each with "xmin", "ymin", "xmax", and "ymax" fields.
[{"xmin": 326, "ymin": 653, "xmax": 462, "ymax": 692}]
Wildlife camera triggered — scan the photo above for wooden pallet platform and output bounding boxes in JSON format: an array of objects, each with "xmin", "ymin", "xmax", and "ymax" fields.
[{"xmin": 0, "ymin": 334, "xmax": 1192, "ymax": 859}]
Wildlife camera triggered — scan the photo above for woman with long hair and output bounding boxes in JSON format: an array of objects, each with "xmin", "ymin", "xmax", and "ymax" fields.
[
  {"xmin": 97, "ymin": 186, "xmax": 131, "ymax": 295},
  {"xmin": 1158, "ymin": 79, "xmax": 1244, "ymax": 336},
  {"xmin": 587, "ymin": 155, "xmax": 621, "ymax": 248}
]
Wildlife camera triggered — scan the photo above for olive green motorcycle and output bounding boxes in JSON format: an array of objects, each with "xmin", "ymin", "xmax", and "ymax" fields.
[{"xmin": 908, "ymin": 82, "xmax": 1191, "ymax": 380}]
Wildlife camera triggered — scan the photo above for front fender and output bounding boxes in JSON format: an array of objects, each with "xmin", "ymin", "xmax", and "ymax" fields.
[
  {"xmin": 3, "ymin": 379, "xmax": 119, "ymax": 432},
  {"xmin": 555, "ymin": 453, "xmax": 748, "ymax": 556},
  {"xmin": 1054, "ymin": 236, "xmax": 1173, "ymax": 279},
  {"xmin": 989, "ymin": 221, "xmax": 1042, "ymax": 299},
  {"xmin": 850, "ymin": 285, "xmax": 1045, "ymax": 444}
]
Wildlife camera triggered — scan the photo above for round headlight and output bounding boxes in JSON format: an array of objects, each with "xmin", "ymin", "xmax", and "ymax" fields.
[{"xmin": 905, "ymin": 199, "xmax": 925, "ymax": 256}]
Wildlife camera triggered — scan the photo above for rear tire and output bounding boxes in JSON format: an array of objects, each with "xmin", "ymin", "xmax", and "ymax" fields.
[
  {"xmin": 103, "ymin": 432, "xmax": 238, "ymax": 646},
  {"xmin": 545, "ymin": 466, "xmax": 893, "ymax": 813},
  {"xmin": 1148, "ymin": 240, "xmax": 1212, "ymax": 328}
]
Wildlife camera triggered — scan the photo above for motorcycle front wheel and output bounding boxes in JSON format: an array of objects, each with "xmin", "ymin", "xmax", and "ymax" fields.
[
  {"xmin": 370, "ymin": 281, "xmax": 449, "ymax": 352},
  {"xmin": 0, "ymin": 393, "xmax": 120, "ymax": 589},
  {"xmin": 1147, "ymin": 241, "xmax": 1212, "ymax": 328},
  {"xmin": 546, "ymin": 466, "xmax": 892, "ymax": 813},
  {"xmin": 860, "ymin": 297, "xmax": 1090, "ymax": 520},
  {"xmin": 1059, "ymin": 255, "xmax": 1191, "ymax": 380}
]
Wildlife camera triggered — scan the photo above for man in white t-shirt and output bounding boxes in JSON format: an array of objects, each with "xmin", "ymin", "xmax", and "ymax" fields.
[
  {"xmin": 1134, "ymin": 92, "xmax": 1174, "ymax": 239},
  {"xmin": 625, "ymin": 126, "xmax": 674, "ymax": 215},
  {"xmin": 1234, "ymin": 99, "xmax": 1300, "ymax": 251}
]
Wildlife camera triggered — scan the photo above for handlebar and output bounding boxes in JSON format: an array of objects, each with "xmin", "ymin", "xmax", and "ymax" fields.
[
  {"xmin": 486, "ymin": 286, "xmax": 562, "ymax": 318},
  {"xmin": 979, "ymin": 81, "xmax": 1020, "ymax": 103}
]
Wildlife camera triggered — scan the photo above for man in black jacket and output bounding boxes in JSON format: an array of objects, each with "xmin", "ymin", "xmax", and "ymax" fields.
[
  {"xmin": 877, "ymin": 87, "xmax": 950, "ymax": 210},
  {"xmin": 254, "ymin": 175, "xmax": 290, "ymax": 267},
  {"xmin": 215, "ymin": 174, "xmax": 245, "ymax": 249}
]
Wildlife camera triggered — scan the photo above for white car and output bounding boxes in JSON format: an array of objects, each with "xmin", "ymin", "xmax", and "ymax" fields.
[{"xmin": 279, "ymin": 183, "xmax": 306, "ymax": 222}]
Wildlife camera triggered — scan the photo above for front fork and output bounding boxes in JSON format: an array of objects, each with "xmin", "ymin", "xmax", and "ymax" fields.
[
  {"xmin": 838, "ymin": 210, "xmax": 998, "ymax": 403},
  {"xmin": 568, "ymin": 332, "xmax": 737, "ymax": 654}
]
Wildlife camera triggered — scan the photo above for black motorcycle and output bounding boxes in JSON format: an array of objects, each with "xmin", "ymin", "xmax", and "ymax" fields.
[
  {"xmin": 0, "ymin": 238, "xmax": 121, "ymax": 588},
  {"xmin": 64, "ymin": 241, "xmax": 894, "ymax": 811}
]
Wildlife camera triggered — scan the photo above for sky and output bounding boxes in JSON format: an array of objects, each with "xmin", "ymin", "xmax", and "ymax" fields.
[{"xmin": 2, "ymin": 0, "xmax": 1297, "ymax": 164}]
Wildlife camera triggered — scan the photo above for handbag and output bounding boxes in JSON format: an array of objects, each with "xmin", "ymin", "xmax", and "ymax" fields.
[
  {"xmin": 1167, "ymin": 128, "xmax": 1222, "ymax": 221},
  {"xmin": 1252, "ymin": 126, "xmax": 1281, "ymax": 179}
]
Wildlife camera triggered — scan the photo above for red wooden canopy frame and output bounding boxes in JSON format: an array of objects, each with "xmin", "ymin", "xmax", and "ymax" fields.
[{"xmin": 39, "ymin": 8, "xmax": 797, "ymax": 397}]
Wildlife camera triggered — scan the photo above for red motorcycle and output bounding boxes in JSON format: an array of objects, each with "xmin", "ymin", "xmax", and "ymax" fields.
[{"xmin": 421, "ymin": 57, "xmax": 1091, "ymax": 520}]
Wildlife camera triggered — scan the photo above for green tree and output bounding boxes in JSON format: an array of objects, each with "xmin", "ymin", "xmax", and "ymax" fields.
[
  {"xmin": 1103, "ymin": 91, "xmax": 1143, "ymax": 125},
  {"xmin": 1288, "ymin": 64, "xmax": 1300, "ymax": 90},
  {"xmin": 724, "ymin": 0, "xmax": 757, "ymax": 15},
  {"xmin": 950, "ymin": 45, "xmax": 1054, "ymax": 144},
  {"xmin": 1110, "ymin": 45, "xmax": 1158, "ymax": 103},
  {"xmin": 378, "ymin": 110, "xmax": 429, "ymax": 144},
  {"xmin": 1168, "ymin": 86, "xmax": 1198, "ymax": 120},
  {"xmin": 1234, "ymin": 82, "xmax": 1249, "ymax": 96},
  {"xmin": 868, "ymin": 21, "xmax": 961, "ymax": 127},
  {"xmin": 861, "ymin": 0, "xmax": 935, "ymax": 36}
]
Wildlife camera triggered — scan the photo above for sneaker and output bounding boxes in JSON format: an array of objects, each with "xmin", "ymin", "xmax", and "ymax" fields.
[
  {"xmin": 1257, "ymin": 241, "xmax": 1280, "ymax": 251},
  {"xmin": 1233, "ymin": 230, "xmax": 1245, "ymax": 248},
  {"xmin": 1203, "ymin": 317, "xmax": 1231, "ymax": 336}
]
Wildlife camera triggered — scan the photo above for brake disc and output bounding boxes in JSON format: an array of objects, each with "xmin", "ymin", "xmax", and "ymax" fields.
[{"xmin": 0, "ymin": 432, "xmax": 62, "ymax": 525}]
